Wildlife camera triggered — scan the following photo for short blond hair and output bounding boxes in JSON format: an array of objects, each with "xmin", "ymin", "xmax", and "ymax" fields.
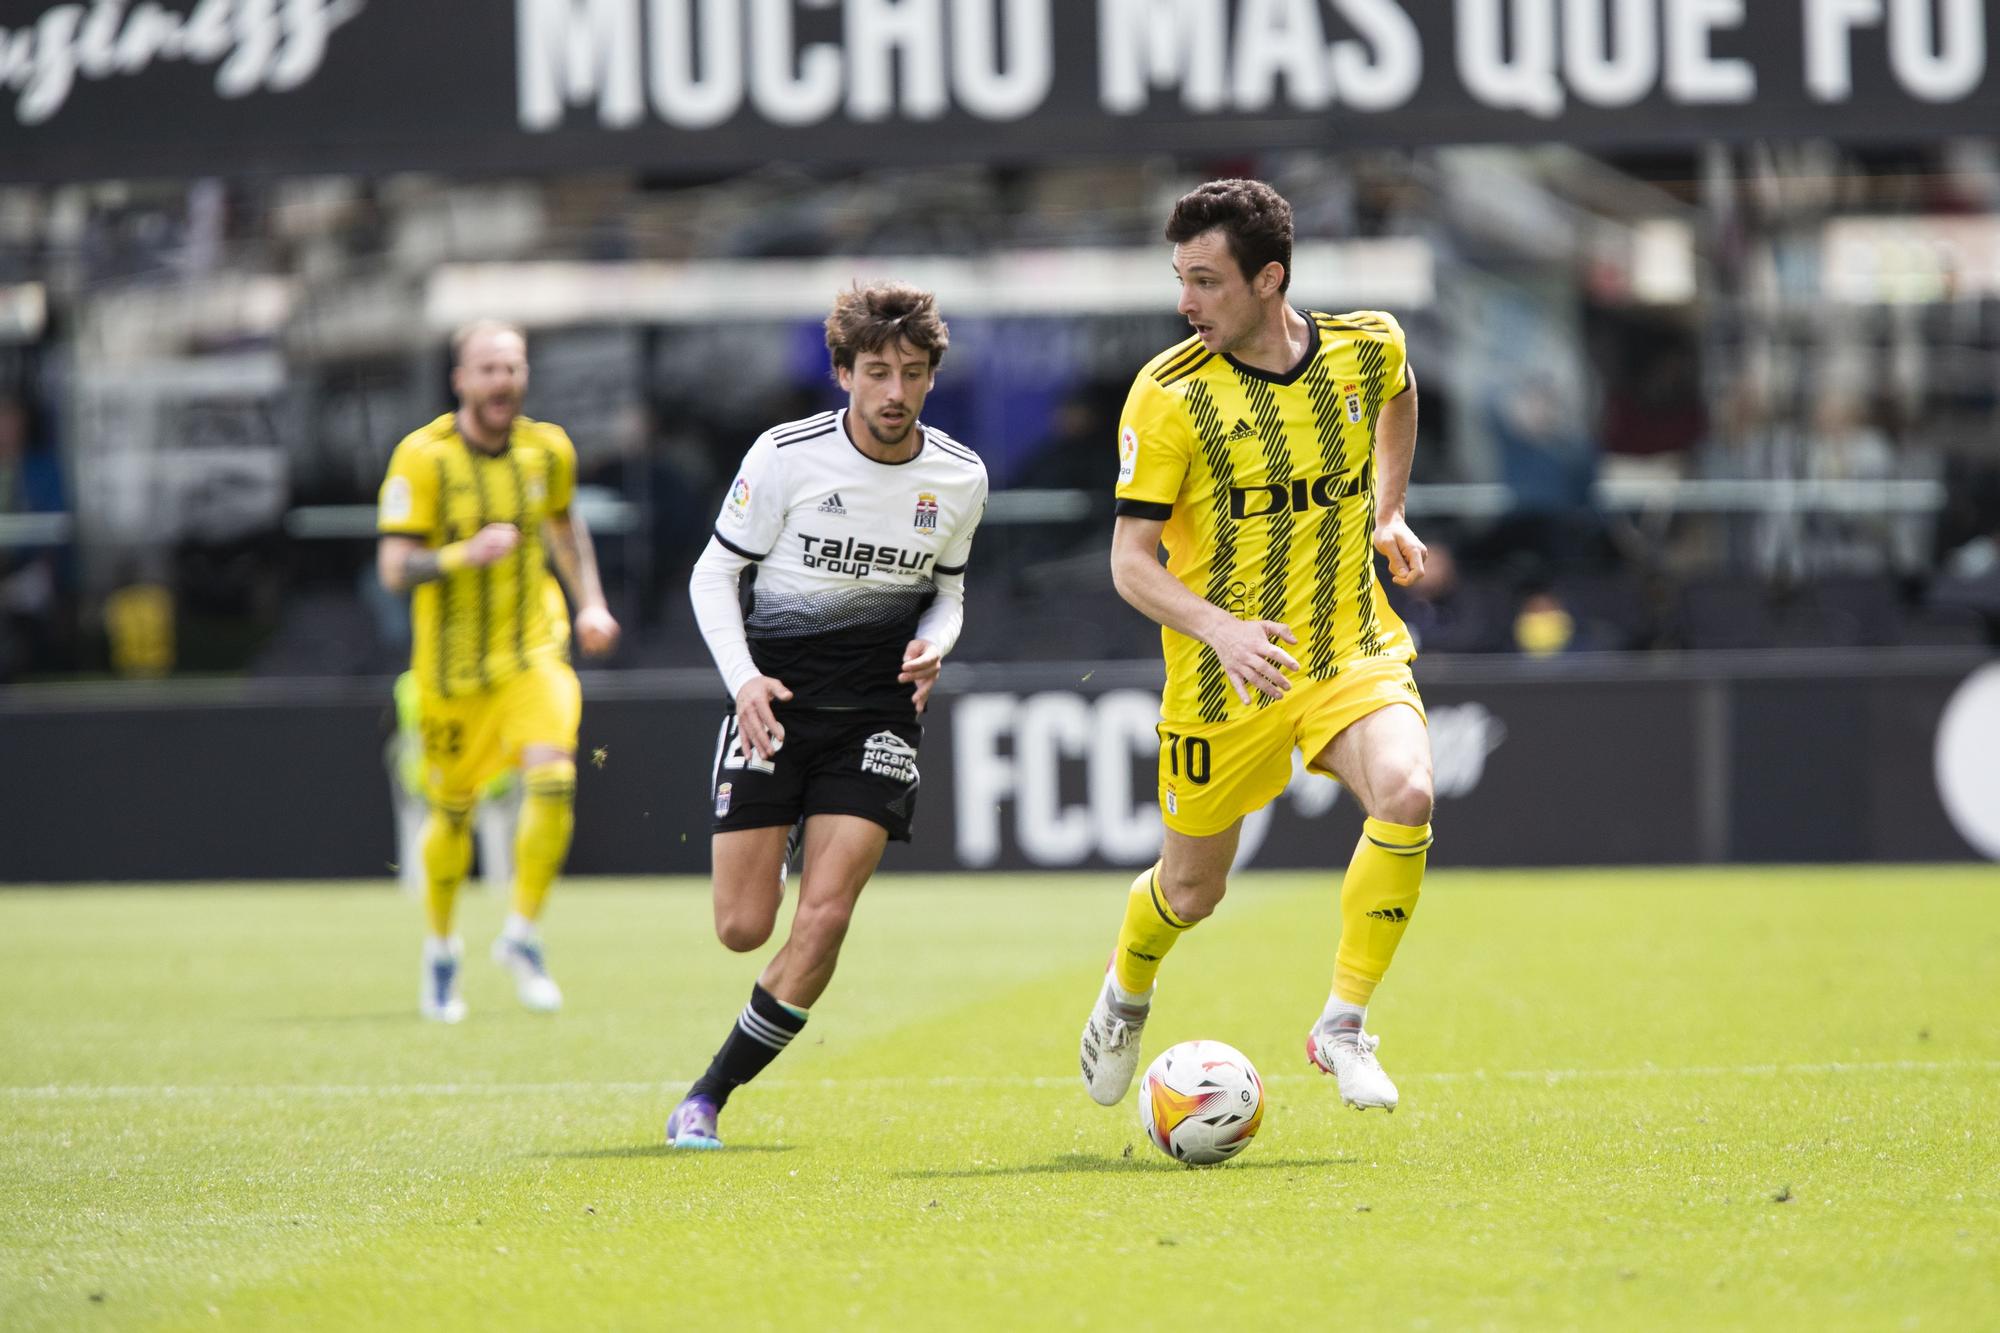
[{"xmin": 451, "ymin": 319, "xmax": 527, "ymax": 366}]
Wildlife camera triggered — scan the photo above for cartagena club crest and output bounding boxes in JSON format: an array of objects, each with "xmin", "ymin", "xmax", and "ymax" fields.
[{"xmin": 913, "ymin": 491, "xmax": 939, "ymax": 531}]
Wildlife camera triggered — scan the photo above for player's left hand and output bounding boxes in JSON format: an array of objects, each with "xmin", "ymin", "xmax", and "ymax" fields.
[
  {"xmin": 899, "ymin": 638, "xmax": 943, "ymax": 713},
  {"xmin": 1373, "ymin": 516, "xmax": 1427, "ymax": 587},
  {"xmin": 574, "ymin": 604, "xmax": 621, "ymax": 656}
]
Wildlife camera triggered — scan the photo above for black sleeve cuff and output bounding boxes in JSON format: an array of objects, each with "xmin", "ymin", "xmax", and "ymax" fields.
[
  {"xmin": 711, "ymin": 527, "xmax": 767, "ymax": 561},
  {"xmin": 935, "ymin": 561, "xmax": 968, "ymax": 576},
  {"xmin": 1115, "ymin": 499, "xmax": 1174, "ymax": 520}
]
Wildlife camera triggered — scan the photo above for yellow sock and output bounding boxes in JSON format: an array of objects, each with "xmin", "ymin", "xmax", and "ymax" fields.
[
  {"xmin": 512, "ymin": 760, "xmax": 576, "ymax": 923},
  {"xmin": 1111, "ymin": 864, "xmax": 1193, "ymax": 995},
  {"xmin": 421, "ymin": 804, "xmax": 473, "ymax": 938},
  {"xmin": 1332, "ymin": 817, "xmax": 1432, "ymax": 1005}
]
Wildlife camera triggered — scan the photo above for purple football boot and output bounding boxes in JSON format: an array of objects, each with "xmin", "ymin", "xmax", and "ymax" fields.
[{"xmin": 665, "ymin": 1093, "xmax": 722, "ymax": 1149}]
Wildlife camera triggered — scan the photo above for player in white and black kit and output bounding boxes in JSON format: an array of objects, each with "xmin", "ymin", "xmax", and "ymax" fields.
[{"xmin": 666, "ymin": 282, "xmax": 987, "ymax": 1149}]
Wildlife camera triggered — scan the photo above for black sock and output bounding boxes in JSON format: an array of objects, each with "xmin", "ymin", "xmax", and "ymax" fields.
[{"xmin": 688, "ymin": 982, "xmax": 808, "ymax": 1109}]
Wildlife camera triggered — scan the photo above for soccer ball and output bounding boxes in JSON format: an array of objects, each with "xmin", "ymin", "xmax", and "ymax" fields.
[{"xmin": 1139, "ymin": 1039, "xmax": 1265, "ymax": 1166}]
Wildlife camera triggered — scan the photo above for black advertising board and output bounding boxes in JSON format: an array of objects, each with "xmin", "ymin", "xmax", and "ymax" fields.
[
  {"xmin": 0, "ymin": 652, "xmax": 1991, "ymax": 882},
  {"xmin": 1, "ymin": 1, "xmax": 1996, "ymax": 184}
]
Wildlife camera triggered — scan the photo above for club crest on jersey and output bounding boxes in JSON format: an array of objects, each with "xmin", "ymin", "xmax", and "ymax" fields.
[
  {"xmin": 714, "ymin": 782, "xmax": 732, "ymax": 817},
  {"xmin": 913, "ymin": 492, "xmax": 940, "ymax": 532},
  {"xmin": 1118, "ymin": 425, "xmax": 1139, "ymax": 485},
  {"xmin": 861, "ymin": 731, "xmax": 919, "ymax": 785},
  {"xmin": 1344, "ymin": 384, "xmax": 1363, "ymax": 424}
]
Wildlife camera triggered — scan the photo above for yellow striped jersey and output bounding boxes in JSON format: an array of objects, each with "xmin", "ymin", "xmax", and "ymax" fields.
[
  {"xmin": 1115, "ymin": 309, "xmax": 1415, "ymax": 725},
  {"xmin": 377, "ymin": 413, "xmax": 576, "ymax": 698}
]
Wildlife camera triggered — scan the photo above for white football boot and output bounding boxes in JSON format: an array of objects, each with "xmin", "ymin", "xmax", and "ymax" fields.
[
  {"xmin": 420, "ymin": 937, "xmax": 467, "ymax": 1024},
  {"xmin": 1307, "ymin": 1028, "xmax": 1397, "ymax": 1111},
  {"xmin": 1079, "ymin": 977, "xmax": 1152, "ymax": 1106},
  {"xmin": 492, "ymin": 932, "xmax": 563, "ymax": 1013}
]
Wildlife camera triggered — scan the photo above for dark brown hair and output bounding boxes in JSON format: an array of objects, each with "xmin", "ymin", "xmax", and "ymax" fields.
[
  {"xmin": 824, "ymin": 282, "xmax": 949, "ymax": 375},
  {"xmin": 1165, "ymin": 179, "xmax": 1294, "ymax": 293}
]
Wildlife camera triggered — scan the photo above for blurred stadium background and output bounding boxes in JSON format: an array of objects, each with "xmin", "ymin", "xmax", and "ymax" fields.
[{"xmin": 1, "ymin": 0, "xmax": 1998, "ymax": 878}]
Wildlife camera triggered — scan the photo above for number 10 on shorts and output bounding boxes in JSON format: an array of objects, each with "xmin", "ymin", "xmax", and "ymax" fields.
[{"xmin": 1160, "ymin": 730, "xmax": 1211, "ymax": 785}]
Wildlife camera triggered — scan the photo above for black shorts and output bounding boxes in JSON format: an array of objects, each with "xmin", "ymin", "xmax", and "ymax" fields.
[{"xmin": 709, "ymin": 709, "xmax": 924, "ymax": 842}]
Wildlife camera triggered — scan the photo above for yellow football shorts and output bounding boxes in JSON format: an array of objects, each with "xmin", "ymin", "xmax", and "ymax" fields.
[
  {"xmin": 416, "ymin": 660, "xmax": 582, "ymax": 806},
  {"xmin": 1156, "ymin": 656, "xmax": 1426, "ymax": 837}
]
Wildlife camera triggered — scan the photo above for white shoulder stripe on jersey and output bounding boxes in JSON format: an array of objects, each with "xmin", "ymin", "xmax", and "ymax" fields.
[
  {"xmin": 925, "ymin": 430, "xmax": 980, "ymax": 465},
  {"xmin": 771, "ymin": 411, "xmax": 841, "ymax": 446},
  {"xmin": 773, "ymin": 408, "xmax": 838, "ymax": 432}
]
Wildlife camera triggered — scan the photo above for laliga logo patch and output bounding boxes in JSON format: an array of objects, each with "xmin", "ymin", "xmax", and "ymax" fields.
[
  {"xmin": 724, "ymin": 476, "xmax": 751, "ymax": 523},
  {"xmin": 1118, "ymin": 425, "xmax": 1139, "ymax": 485},
  {"xmin": 913, "ymin": 492, "xmax": 939, "ymax": 532},
  {"xmin": 1344, "ymin": 384, "xmax": 1363, "ymax": 424},
  {"xmin": 714, "ymin": 782, "xmax": 732, "ymax": 817},
  {"xmin": 1164, "ymin": 783, "xmax": 1178, "ymax": 816},
  {"xmin": 380, "ymin": 475, "xmax": 412, "ymax": 524}
]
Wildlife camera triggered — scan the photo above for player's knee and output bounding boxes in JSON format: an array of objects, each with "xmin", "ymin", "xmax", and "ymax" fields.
[
  {"xmin": 716, "ymin": 920, "xmax": 773, "ymax": 953},
  {"xmin": 1155, "ymin": 865, "xmax": 1224, "ymax": 924},
  {"xmin": 521, "ymin": 759, "xmax": 576, "ymax": 806},
  {"xmin": 1376, "ymin": 764, "xmax": 1434, "ymax": 827},
  {"xmin": 426, "ymin": 802, "xmax": 472, "ymax": 833},
  {"xmin": 715, "ymin": 901, "xmax": 777, "ymax": 953}
]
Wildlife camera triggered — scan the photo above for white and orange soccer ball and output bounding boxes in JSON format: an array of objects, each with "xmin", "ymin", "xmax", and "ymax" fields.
[{"xmin": 1139, "ymin": 1039, "xmax": 1265, "ymax": 1166}]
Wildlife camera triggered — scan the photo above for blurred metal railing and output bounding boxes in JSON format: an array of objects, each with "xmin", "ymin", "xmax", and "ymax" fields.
[
  {"xmin": 0, "ymin": 513, "xmax": 71, "ymax": 545},
  {"xmin": 0, "ymin": 478, "xmax": 1945, "ymax": 550}
]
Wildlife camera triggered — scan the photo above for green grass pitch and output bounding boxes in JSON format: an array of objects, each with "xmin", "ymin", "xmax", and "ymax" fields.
[{"xmin": 3, "ymin": 867, "xmax": 1996, "ymax": 1330}]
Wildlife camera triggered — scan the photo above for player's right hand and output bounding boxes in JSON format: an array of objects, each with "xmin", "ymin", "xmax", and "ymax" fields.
[
  {"xmin": 463, "ymin": 523, "xmax": 521, "ymax": 567},
  {"xmin": 1207, "ymin": 618, "xmax": 1300, "ymax": 704},
  {"xmin": 735, "ymin": 676, "xmax": 793, "ymax": 761}
]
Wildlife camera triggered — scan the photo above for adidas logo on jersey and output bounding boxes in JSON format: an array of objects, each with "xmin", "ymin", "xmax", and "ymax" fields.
[
  {"xmin": 818, "ymin": 492, "xmax": 847, "ymax": 515},
  {"xmin": 1227, "ymin": 418, "xmax": 1257, "ymax": 442}
]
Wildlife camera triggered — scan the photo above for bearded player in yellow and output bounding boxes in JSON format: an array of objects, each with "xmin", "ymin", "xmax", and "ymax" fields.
[
  {"xmin": 377, "ymin": 321, "xmax": 620, "ymax": 1023},
  {"xmin": 1078, "ymin": 180, "xmax": 1433, "ymax": 1113}
]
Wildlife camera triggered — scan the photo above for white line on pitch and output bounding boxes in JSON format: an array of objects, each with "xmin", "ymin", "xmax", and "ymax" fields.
[{"xmin": 4, "ymin": 1059, "xmax": 1996, "ymax": 1101}]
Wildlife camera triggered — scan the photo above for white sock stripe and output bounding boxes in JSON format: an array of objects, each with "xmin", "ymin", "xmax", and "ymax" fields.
[{"xmin": 736, "ymin": 1006, "xmax": 797, "ymax": 1049}]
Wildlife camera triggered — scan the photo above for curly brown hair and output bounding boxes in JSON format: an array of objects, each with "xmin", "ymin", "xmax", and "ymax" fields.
[
  {"xmin": 824, "ymin": 282, "xmax": 950, "ymax": 375},
  {"xmin": 1164, "ymin": 179, "xmax": 1294, "ymax": 293}
]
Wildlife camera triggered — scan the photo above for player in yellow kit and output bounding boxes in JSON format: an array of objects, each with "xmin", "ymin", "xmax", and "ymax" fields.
[
  {"xmin": 1078, "ymin": 180, "xmax": 1433, "ymax": 1113},
  {"xmin": 377, "ymin": 320, "xmax": 620, "ymax": 1022}
]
